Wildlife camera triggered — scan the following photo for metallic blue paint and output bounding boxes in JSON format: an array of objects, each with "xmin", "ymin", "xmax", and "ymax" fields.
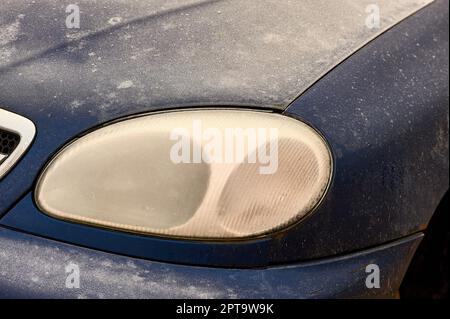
[
  {"xmin": 0, "ymin": 226, "xmax": 422, "ymax": 298},
  {"xmin": 0, "ymin": 0, "xmax": 447, "ymax": 268}
]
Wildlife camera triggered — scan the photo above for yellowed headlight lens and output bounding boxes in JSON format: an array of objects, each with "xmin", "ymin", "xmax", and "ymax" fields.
[{"xmin": 36, "ymin": 110, "xmax": 332, "ymax": 239}]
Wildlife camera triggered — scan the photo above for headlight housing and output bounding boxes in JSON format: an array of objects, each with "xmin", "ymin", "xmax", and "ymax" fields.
[{"xmin": 36, "ymin": 109, "xmax": 332, "ymax": 239}]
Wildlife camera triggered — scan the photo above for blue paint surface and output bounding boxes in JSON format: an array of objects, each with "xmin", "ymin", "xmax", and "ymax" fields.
[{"xmin": 0, "ymin": 226, "xmax": 422, "ymax": 298}]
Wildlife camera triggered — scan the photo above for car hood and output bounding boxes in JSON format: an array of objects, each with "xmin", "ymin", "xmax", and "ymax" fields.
[{"xmin": 1, "ymin": 0, "xmax": 432, "ymax": 120}]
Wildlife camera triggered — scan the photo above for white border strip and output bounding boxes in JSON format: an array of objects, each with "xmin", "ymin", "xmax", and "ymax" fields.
[{"xmin": 0, "ymin": 108, "xmax": 36, "ymax": 180}]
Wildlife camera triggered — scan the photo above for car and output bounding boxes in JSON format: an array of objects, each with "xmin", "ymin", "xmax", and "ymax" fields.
[{"xmin": 0, "ymin": 0, "xmax": 448, "ymax": 299}]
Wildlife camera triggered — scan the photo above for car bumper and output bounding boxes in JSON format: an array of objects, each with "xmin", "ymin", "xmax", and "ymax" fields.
[{"xmin": 0, "ymin": 226, "xmax": 422, "ymax": 298}]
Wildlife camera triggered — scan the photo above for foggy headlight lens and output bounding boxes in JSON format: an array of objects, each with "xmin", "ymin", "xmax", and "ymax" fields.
[{"xmin": 36, "ymin": 110, "xmax": 332, "ymax": 239}]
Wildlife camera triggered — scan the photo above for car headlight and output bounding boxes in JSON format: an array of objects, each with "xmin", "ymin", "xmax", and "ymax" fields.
[{"xmin": 35, "ymin": 109, "xmax": 332, "ymax": 239}]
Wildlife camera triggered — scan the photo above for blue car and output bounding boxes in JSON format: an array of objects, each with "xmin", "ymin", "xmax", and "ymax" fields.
[{"xmin": 0, "ymin": 0, "xmax": 448, "ymax": 299}]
